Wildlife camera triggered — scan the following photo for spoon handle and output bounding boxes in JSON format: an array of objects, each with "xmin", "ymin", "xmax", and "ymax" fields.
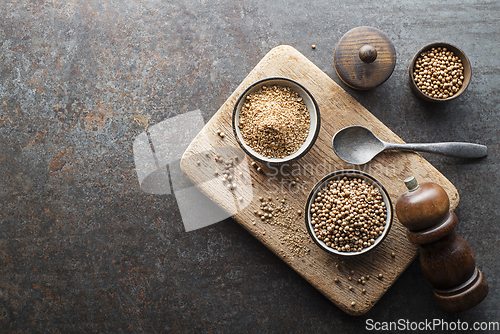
[{"xmin": 384, "ymin": 142, "xmax": 488, "ymax": 159}]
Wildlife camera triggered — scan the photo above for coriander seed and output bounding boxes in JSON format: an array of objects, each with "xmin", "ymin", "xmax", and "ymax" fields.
[
  {"xmin": 413, "ymin": 46, "xmax": 465, "ymax": 99},
  {"xmin": 309, "ymin": 176, "xmax": 388, "ymax": 253}
]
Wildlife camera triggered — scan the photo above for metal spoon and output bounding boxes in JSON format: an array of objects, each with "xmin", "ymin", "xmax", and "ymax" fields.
[{"xmin": 332, "ymin": 126, "xmax": 488, "ymax": 165}]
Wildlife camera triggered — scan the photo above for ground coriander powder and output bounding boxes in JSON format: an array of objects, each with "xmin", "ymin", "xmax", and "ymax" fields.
[{"xmin": 238, "ymin": 85, "xmax": 310, "ymax": 159}]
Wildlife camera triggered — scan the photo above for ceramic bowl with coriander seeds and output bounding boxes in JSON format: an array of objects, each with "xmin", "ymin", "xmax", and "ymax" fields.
[
  {"xmin": 305, "ymin": 170, "xmax": 393, "ymax": 257},
  {"xmin": 232, "ymin": 77, "xmax": 321, "ymax": 164},
  {"xmin": 409, "ymin": 42, "xmax": 471, "ymax": 103}
]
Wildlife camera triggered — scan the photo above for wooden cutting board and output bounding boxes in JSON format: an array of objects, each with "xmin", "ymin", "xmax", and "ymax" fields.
[{"xmin": 180, "ymin": 45, "xmax": 459, "ymax": 315}]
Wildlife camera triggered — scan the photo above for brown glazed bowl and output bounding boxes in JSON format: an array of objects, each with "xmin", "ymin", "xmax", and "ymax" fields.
[{"xmin": 408, "ymin": 42, "xmax": 471, "ymax": 103}]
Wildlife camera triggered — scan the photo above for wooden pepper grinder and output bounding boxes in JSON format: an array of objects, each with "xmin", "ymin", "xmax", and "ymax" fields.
[{"xmin": 396, "ymin": 176, "xmax": 488, "ymax": 312}]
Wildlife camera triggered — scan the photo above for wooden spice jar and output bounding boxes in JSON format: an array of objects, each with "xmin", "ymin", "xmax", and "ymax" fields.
[
  {"xmin": 334, "ymin": 26, "xmax": 396, "ymax": 90},
  {"xmin": 396, "ymin": 176, "xmax": 488, "ymax": 312}
]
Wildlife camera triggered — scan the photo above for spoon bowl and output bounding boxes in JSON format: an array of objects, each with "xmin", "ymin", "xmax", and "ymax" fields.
[
  {"xmin": 332, "ymin": 126, "xmax": 488, "ymax": 165},
  {"xmin": 332, "ymin": 126, "xmax": 385, "ymax": 165}
]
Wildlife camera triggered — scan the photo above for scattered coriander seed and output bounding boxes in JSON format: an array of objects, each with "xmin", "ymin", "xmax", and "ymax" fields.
[
  {"xmin": 351, "ymin": 270, "xmax": 355, "ymax": 274},
  {"xmin": 291, "ymin": 181, "xmax": 296, "ymax": 186},
  {"xmin": 311, "ymin": 45, "xmax": 316, "ymax": 49},
  {"xmin": 238, "ymin": 197, "xmax": 243, "ymax": 201},
  {"xmin": 251, "ymin": 192, "xmax": 312, "ymax": 258},
  {"xmin": 378, "ymin": 273, "xmax": 383, "ymax": 279},
  {"xmin": 334, "ymin": 278, "xmax": 339, "ymax": 283},
  {"xmin": 196, "ymin": 160, "xmax": 200, "ymax": 165},
  {"xmin": 351, "ymin": 301, "xmax": 355, "ymax": 307},
  {"xmin": 348, "ymin": 276, "xmax": 352, "ymax": 281},
  {"xmin": 216, "ymin": 129, "xmax": 221, "ymax": 135},
  {"xmin": 348, "ymin": 286, "xmax": 353, "ymax": 290},
  {"xmin": 219, "ymin": 132, "xmax": 225, "ymax": 138},
  {"xmin": 251, "ymin": 161, "xmax": 257, "ymax": 167},
  {"xmin": 297, "ymin": 210, "xmax": 302, "ymax": 215},
  {"xmin": 256, "ymin": 167, "xmax": 262, "ymax": 173},
  {"xmin": 391, "ymin": 252, "xmax": 396, "ymax": 258},
  {"xmin": 362, "ymin": 288, "xmax": 366, "ymax": 294}
]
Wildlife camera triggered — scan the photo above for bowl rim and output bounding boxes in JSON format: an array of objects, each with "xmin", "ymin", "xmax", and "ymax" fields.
[
  {"xmin": 304, "ymin": 169, "xmax": 393, "ymax": 257},
  {"xmin": 408, "ymin": 42, "xmax": 471, "ymax": 103},
  {"xmin": 232, "ymin": 77, "xmax": 321, "ymax": 164}
]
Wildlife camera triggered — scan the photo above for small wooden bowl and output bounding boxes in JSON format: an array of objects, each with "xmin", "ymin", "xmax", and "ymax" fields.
[
  {"xmin": 232, "ymin": 77, "xmax": 321, "ymax": 164},
  {"xmin": 304, "ymin": 170, "xmax": 393, "ymax": 257},
  {"xmin": 408, "ymin": 42, "xmax": 471, "ymax": 103}
]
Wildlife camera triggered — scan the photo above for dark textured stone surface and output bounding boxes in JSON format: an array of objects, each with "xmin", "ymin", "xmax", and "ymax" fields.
[{"xmin": 0, "ymin": 0, "xmax": 499, "ymax": 333}]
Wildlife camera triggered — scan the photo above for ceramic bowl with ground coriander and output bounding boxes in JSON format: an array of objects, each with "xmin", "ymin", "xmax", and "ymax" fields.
[
  {"xmin": 409, "ymin": 42, "xmax": 471, "ymax": 103},
  {"xmin": 232, "ymin": 77, "xmax": 320, "ymax": 164},
  {"xmin": 305, "ymin": 170, "xmax": 393, "ymax": 257}
]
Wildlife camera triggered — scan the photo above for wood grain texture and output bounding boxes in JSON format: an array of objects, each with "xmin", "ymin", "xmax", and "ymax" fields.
[
  {"xmin": 397, "ymin": 182, "xmax": 488, "ymax": 313},
  {"xmin": 180, "ymin": 45, "xmax": 459, "ymax": 316},
  {"xmin": 334, "ymin": 26, "xmax": 396, "ymax": 90}
]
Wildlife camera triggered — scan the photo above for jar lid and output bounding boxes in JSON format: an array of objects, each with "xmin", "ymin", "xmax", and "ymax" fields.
[{"xmin": 334, "ymin": 26, "xmax": 396, "ymax": 90}]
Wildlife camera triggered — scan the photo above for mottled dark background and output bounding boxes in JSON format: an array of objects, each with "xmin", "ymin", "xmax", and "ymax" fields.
[{"xmin": 1, "ymin": 0, "xmax": 499, "ymax": 333}]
